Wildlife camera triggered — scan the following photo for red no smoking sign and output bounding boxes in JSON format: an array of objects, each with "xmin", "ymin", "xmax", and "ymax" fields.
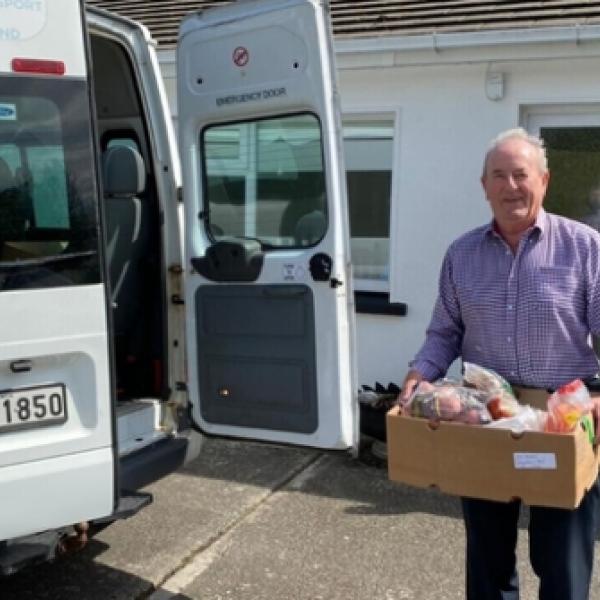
[{"xmin": 233, "ymin": 46, "xmax": 249, "ymax": 67}]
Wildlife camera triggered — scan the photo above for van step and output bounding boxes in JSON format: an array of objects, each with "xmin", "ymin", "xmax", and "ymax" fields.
[
  {"xmin": 94, "ymin": 490, "xmax": 152, "ymax": 524},
  {"xmin": 117, "ymin": 399, "xmax": 167, "ymax": 456}
]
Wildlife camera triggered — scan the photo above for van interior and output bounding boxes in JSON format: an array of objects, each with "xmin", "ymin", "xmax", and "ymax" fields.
[{"xmin": 89, "ymin": 32, "xmax": 169, "ymax": 457}]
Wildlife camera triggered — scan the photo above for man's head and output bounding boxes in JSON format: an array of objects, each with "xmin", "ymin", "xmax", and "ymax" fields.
[{"xmin": 481, "ymin": 128, "xmax": 549, "ymax": 236}]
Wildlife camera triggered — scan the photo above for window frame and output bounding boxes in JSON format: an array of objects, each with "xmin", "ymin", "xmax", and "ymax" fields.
[{"xmin": 342, "ymin": 109, "xmax": 400, "ymax": 293}]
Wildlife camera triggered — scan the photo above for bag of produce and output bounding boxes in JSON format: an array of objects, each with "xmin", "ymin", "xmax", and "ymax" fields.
[
  {"xmin": 545, "ymin": 379, "xmax": 594, "ymax": 437},
  {"xmin": 406, "ymin": 381, "xmax": 491, "ymax": 425}
]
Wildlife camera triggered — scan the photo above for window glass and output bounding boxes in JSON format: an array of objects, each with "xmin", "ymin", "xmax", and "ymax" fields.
[
  {"xmin": 0, "ymin": 76, "xmax": 100, "ymax": 291},
  {"xmin": 343, "ymin": 119, "xmax": 393, "ymax": 285},
  {"xmin": 538, "ymin": 125, "xmax": 600, "ymax": 355},
  {"xmin": 203, "ymin": 113, "xmax": 327, "ymax": 248},
  {"xmin": 27, "ymin": 145, "xmax": 70, "ymax": 228},
  {"xmin": 539, "ymin": 127, "xmax": 600, "ymax": 228}
]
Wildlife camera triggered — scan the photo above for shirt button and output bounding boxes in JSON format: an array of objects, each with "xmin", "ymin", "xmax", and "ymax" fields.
[
  {"xmin": 507, "ymin": 337, "xmax": 512, "ymax": 342},
  {"xmin": 507, "ymin": 305, "xmax": 513, "ymax": 310},
  {"xmin": 510, "ymin": 371, "xmax": 516, "ymax": 376}
]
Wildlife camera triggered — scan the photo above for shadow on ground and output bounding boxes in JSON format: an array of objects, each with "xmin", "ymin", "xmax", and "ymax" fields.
[{"xmin": 1, "ymin": 540, "xmax": 193, "ymax": 600}]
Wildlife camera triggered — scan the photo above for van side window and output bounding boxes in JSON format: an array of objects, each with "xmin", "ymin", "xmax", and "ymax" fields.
[
  {"xmin": 0, "ymin": 77, "xmax": 101, "ymax": 290},
  {"xmin": 26, "ymin": 145, "xmax": 70, "ymax": 229},
  {"xmin": 202, "ymin": 113, "xmax": 328, "ymax": 248}
]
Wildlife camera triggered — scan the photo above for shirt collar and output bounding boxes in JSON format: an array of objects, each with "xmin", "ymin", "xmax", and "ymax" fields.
[{"xmin": 484, "ymin": 208, "xmax": 547, "ymax": 241}]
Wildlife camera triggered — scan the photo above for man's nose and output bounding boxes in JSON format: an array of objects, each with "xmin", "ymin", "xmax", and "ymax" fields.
[{"xmin": 506, "ymin": 176, "xmax": 519, "ymax": 189}]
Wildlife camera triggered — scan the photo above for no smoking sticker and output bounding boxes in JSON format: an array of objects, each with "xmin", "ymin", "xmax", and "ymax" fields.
[{"xmin": 232, "ymin": 46, "xmax": 249, "ymax": 67}]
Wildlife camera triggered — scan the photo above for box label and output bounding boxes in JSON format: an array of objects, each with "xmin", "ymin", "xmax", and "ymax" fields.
[{"xmin": 513, "ymin": 452, "xmax": 557, "ymax": 470}]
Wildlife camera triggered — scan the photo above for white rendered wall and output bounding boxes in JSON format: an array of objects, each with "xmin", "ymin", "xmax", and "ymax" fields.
[{"xmin": 158, "ymin": 35, "xmax": 600, "ymax": 387}]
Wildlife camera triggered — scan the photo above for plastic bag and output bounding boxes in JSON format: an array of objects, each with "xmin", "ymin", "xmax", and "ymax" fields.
[
  {"xmin": 485, "ymin": 405, "xmax": 547, "ymax": 433},
  {"xmin": 406, "ymin": 380, "xmax": 491, "ymax": 425},
  {"xmin": 462, "ymin": 362, "xmax": 521, "ymax": 420},
  {"xmin": 545, "ymin": 379, "xmax": 594, "ymax": 434},
  {"xmin": 463, "ymin": 362, "xmax": 514, "ymax": 395}
]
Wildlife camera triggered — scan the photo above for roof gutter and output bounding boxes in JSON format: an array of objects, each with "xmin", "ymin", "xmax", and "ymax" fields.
[{"xmin": 334, "ymin": 24, "xmax": 600, "ymax": 55}]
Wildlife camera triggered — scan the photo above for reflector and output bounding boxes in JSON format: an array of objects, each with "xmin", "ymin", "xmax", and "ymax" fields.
[{"xmin": 11, "ymin": 58, "xmax": 66, "ymax": 75}]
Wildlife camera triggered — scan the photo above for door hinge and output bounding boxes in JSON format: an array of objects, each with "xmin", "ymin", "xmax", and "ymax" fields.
[
  {"xmin": 169, "ymin": 264, "xmax": 183, "ymax": 274},
  {"xmin": 171, "ymin": 294, "xmax": 184, "ymax": 305},
  {"xmin": 175, "ymin": 381, "xmax": 188, "ymax": 392},
  {"xmin": 330, "ymin": 278, "xmax": 343, "ymax": 288}
]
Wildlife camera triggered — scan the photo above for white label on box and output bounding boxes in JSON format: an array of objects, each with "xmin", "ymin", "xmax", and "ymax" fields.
[{"xmin": 513, "ymin": 452, "xmax": 557, "ymax": 470}]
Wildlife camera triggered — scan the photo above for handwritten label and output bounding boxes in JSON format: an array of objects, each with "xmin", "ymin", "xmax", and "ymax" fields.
[{"xmin": 513, "ymin": 452, "xmax": 557, "ymax": 470}]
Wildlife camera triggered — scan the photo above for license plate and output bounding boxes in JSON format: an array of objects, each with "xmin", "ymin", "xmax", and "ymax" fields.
[{"xmin": 0, "ymin": 384, "xmax": 67, "ymax": 433}]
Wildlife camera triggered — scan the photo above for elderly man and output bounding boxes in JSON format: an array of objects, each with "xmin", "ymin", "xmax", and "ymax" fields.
[{"xmin": 401, "ymin": 128, "xmax": 600, "ymax": 600}]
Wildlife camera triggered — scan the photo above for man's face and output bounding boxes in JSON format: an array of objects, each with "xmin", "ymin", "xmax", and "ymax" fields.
[{"xmin": 481, "ymin": 138, "xmax": 549, "ymax": 233}]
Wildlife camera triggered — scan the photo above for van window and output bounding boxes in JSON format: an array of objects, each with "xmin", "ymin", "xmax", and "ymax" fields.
[
  {"xmin": 0, "ymin": 76, "xmax": 100, "ymax": 291},
  {"xmin": 202, "ymin": 113, "xmax": 327, "ymax": 248}
]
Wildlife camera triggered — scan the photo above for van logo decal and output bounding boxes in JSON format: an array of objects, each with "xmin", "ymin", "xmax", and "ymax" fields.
[
  {"xmin": 0, "ymin": 0, "xmax": 46, "ymax": 42},
  {"xmin": 0, "ymin": 103, "xmax": 16, "ymax": 120},
  {"xmin": 232, "ymin": 46, "xmax": 249, "ymax": 68}
]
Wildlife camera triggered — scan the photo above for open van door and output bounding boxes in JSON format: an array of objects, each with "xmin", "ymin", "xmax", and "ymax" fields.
[{"xmin": 178, "ymin": 0, "xmax": 358, "ymax": 450}]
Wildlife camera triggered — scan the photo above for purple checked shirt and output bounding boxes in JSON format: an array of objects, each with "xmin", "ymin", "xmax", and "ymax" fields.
[{"xmin": 411, "ymin": 209, "xmax": 600, "ymax": 389}]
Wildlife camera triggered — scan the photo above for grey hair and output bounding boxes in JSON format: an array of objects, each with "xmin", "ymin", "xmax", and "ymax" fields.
[{"xmin": 482, "ymin": 127, "xmax": 548, "ymax": 177}]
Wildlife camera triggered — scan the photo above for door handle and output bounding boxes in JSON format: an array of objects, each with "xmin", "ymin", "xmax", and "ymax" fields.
[{"xmin": 10, "ymin": 359, "xmax": 32, "ymax": 373}]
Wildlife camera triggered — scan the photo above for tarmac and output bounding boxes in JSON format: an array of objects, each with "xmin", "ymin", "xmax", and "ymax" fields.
[{"xmin": 4, "ymin": 436, "xmax": 600, "ymax": 600}]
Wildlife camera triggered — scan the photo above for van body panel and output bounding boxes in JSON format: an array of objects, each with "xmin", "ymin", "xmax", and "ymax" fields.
[
  {"xmin": 0, "ymin": 0, "xmax": 86, "ymax": 77},
  {"xmin": 0, "ymin": 447, "xmax": 113, "ymax": 541},
  {"xmin": 0, "ymin": 286, "xmax": 112, "ymax": 467},
  {"xmin": 0, "ymin": 0, "xmax": 115, "ymax": 539}
]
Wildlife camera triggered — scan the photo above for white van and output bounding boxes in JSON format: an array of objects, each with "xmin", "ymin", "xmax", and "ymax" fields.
[{"xmin": 0, "ymin": 0, "xmax": 358, "ymax": 574}]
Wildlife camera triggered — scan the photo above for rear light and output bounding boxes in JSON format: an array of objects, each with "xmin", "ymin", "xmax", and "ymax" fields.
[{"xmin": 11, "ymin": 58, "xmax": 66, "ymax": 75}]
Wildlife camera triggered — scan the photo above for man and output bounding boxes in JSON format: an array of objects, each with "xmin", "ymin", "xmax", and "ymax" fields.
[{"xmin": 400, "ymin": 128, "xmax": 600, "ymax": 600}]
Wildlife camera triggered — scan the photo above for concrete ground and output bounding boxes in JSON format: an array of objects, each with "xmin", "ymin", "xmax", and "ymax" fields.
[{"xmin": 4, "ymin": 437, "xmax": 600, "ymax": 600}]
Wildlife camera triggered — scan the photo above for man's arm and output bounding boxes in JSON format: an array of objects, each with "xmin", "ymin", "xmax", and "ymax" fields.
[{"xmin": 400, "ymin": 249, "xmax": 464, "ymax": 402}]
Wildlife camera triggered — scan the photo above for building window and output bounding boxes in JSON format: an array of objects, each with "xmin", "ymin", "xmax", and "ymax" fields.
[
  {"xmin": 525, "ymin": 108, "xmax": 600, "ymax": 226},
  {"xmin": 525, "ymin": 107, "xmax": 600, "ymax": 351},
  {"xmin": 343, "ymin": 118, "xmax": 394, "ymax": 291}
]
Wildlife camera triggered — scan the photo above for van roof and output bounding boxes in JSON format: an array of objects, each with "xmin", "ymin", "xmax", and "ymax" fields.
[{"xmin": 85, "ymin": 0, "xmax": 600, "ymax": 48}]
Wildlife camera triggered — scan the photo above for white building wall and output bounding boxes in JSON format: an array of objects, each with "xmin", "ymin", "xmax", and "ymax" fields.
[{"xmin": 158, "ymin": 34, "xmax": 600, "ymax": 387}]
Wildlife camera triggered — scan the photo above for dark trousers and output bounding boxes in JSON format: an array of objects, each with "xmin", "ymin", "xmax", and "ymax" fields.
[{"xmin": 461, "ymin": 478, "xmax": 600, "ymax": 600}]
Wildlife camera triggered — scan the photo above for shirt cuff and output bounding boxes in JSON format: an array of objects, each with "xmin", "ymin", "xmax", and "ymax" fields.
[{"xmin": 409, "ymin": 360, "xmax": 442, "ymax": 382}]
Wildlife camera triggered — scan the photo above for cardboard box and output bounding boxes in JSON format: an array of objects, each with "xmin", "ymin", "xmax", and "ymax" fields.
[{"xmin": 386, "ymin": 394, "xmax": 599, "ymax": 509}]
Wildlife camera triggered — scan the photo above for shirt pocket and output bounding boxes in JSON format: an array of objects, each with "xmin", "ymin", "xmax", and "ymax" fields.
[{"xmin": 530, "ymin": 266, "xmax": 583, "ymax": 308}]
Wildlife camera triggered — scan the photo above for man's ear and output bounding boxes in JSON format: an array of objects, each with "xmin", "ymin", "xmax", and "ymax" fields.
[{"xmin": 481, "ymin": 175, "xmax": 489, "ymax": 198}]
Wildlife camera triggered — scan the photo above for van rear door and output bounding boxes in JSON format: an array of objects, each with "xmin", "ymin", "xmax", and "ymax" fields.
[
  {"xmin": 0, "ymin": 0, "xmax": 115, "ymax": 540},
  {"xmin": 179, "ymin": 0, "xmax": 358, "ymax": 450}
]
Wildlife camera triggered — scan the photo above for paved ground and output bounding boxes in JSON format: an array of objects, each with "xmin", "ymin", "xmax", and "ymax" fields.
[{"xmin": 4, "ymin": 437, "xmax": 600, "ymax": 599}]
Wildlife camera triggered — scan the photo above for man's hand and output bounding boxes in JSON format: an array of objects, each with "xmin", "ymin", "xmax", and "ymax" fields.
[{"xmin": 399, "ymin": 369, "xmax": 424, "ymax": 405}]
